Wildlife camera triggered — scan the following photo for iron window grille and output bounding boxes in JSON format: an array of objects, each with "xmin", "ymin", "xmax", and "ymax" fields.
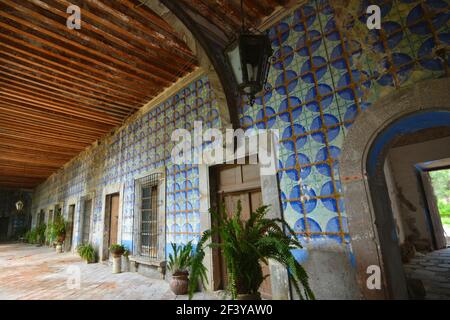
[{"xmin": 134, "ymin": 172, "xmax": 162, "ymax": 260}]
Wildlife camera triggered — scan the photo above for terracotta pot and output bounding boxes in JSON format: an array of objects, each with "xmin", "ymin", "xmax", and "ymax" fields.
[
  {"xmin": 237, "ymin": 292, "xmax": 261, "ymax": 300},
  {"xmin": 170, "ymin": 272, "xmax": 189, "ymax": 295},
  {"xmin": 110, "ymin": 249, "xmax": 124, "ymax": 258}
]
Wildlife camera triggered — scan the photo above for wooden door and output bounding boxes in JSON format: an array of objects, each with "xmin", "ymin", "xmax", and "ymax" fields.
[
  {"xmin": 65, "ymin": 205, "xmax": 75, "ymax": 252},
  {"xmin": 212, "ymin": 164, "xmax": 272, "ymax": 299},
  {"xmin": 109, "ymin": 194, "xmax": 120, "ymax": 247}
]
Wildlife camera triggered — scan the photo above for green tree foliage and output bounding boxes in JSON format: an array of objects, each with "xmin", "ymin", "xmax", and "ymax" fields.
[{"xmin": 430, "ymin": 169, "xmax": 450, "ymax": 227}]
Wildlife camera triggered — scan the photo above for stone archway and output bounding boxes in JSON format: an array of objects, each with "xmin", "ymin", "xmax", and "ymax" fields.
[
  {"xmin": 340, "ymin": 78, "xmax": 450, "ymax": 299},
  {"xmin": 142, "ymin": 1, "xmax": 236, "ymax": 130}
]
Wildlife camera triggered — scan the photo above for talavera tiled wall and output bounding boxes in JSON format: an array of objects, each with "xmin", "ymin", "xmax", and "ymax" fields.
[
  {"xmin": 32, "ymin": 77, "xmax": 221, "ymax": 254},
  {"xmin": 240, "ymin": 0, "xmax": 449, "ymax": 261}
]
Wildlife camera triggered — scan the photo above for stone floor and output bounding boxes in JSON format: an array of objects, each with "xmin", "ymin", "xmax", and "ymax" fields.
[
  {"xmin": 404, "ymin": 247, "xmax": 450, "ymax": 299},
  {"xmin": 0, "ymin": 243, "xmax": 217, "ymax": 300}
]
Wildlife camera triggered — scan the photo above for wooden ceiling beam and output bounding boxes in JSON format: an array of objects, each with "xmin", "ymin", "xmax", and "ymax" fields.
[
  {"xmin": 0, "ymin": 33, "xmax": 151, "ymax": 98},
  {"xmin": 0, "ymin": 90, "xmax": 121, "ymax": 125},
  {"xmin": 0, "ymin": 19, "xmax": 164, "ymax": 92},
  {"xmin": 81, "ymin": 0, "xmax": 196, "ymax": 63},
  {"xmin": 29, "ymin": 0, "xmax": 188, "ymax": 77},
  {"xmin": 0, "ymin": 77, "xmax": 134, "ymax": 118},
  {"xmin": 0, "ymin": 47, "xmax": 144, "ymax": 106},
  {"xmin": 0, "ymin": 103, "xmax": 113, "ymax": 132},
  {"xmin": 5, "ymin": 0, "xmax": 184, "ymax": 82}
]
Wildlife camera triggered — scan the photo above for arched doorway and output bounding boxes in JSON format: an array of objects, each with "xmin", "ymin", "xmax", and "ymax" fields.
[{"xmin": 340, "ymin": 78, "xmax": 450, "ymax": 299}]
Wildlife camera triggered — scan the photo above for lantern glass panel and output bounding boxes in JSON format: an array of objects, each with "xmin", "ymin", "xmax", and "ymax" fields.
[{"xmin": 226, "ymin": 43, "xmax": 243, "ymax": 85}]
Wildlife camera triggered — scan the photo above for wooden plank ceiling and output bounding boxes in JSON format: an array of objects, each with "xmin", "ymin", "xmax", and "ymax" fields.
[
  {"xmin": 0, "ymin": 0, "xmax": 197, "ymax": 189},
  {"xmin": 0, "ymin": 0, "xmax": 285, "ymax": 189},
  {"xmin": 176, "ymin": 0, "xmax": 291, "ymax": 41}
]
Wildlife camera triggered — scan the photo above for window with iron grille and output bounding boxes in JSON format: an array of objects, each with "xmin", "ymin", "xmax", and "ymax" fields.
[{"xmin": 134, "ymin": 172, "xmax": 163, "ymax": 260}]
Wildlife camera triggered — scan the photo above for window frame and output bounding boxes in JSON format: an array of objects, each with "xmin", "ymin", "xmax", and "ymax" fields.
[{"xmin": 133, "ymin": 167, "xmax": 166, "ymax": 262}]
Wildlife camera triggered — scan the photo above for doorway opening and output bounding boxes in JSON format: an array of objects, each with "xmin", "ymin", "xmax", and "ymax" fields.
[
  {"xmin": 0, "ymin": 217, "xmax": 9, "ymax": 242},
  {"xmin": 65, "ymin": 204, "xmax": 75, "ymax": 252},
  {"xmin": 373, "ymin": 122, "xmax": 450, "ymax": 299},
  {"xmin": 209, "ymin": 162, "xmax": 272, "ymax": 299},
  {"xmin": 102, "ymin": 193, "xmax": 120, "ymax": 261},
  {"xmin": 428, "ymin": 167, "xmax": 450, "ymax": 247}
]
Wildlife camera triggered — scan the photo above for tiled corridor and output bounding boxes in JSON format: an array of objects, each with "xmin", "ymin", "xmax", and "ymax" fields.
[
  {"xmin": 404, "ymin": 248, "xmax": 450, "ymax": 300},
  {"xmin": 0, "ymin": 243, "xmax": 216, "ymax": 300}
]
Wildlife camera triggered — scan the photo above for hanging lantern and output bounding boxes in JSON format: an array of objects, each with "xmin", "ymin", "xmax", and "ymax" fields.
[
  {"xmin": 15, "ymin": 200, "xmax": 24, "ymax": 213},
  {"xmin": 225, "ymin": 33, "xmax": 273, "ymax": 105},
  {"xmin": 224, "ymin": 0, "xmax": 273, "ymax": 105}
]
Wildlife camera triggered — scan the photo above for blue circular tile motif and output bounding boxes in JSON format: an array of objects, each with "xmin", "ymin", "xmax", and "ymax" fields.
[
  {"xmin": 240, "ymin": 116, "xmax": 253, "ymax": 127},
  {"xmin": 326, "ymin": 216, "xmax": 349, "ymax": 243},
  {"xmin": 369, "ymin": 21, "xmax": 403, "ymax": 52},
  {"xmin": 377, "ymin": 53, "xmax": 413, "ymax": 86},
  {"xmin": 330, "ymin": 41, "xmax": 361, "ymax": 70},
  {"xmin": 320, "ymin": 181, "xmax": 343, "ymax": 212},
  {"xmin": 344, "ymin": 102, "xmax": 371, "ymax": 127},
  {"xmin": 315, "ymin": 146, "xmax": 341, "ymax": 177},
  {"xmin": 310, "ymin": 114, "xmax": 340, "ymax": 143},
  {"xmin": 269, "ymin": 22, "xmax": 290, "ymax": 47},
  {"xmin": 256, "ymin": 107, "xmax": 276, "ymax": 129},
  {"xmin": 285, "ymin": 153, "xmax": 311, "ymax": 180},
  {"xmin": 275, "ymin": 70, "xmax": 298, "ymax": 95},
  {"xmin": 296, "ymin": 30, "xmax": 322, "ymax": 56},
  {"xmin": 305, "ymin": 84, "xmax": 333, "ymax": 112},
  {"xmin": 324, "ymin": 18, "xmax": 340, "ymax": 41},
  {"xmin": 290, "ymin": 185, "xmax": 317, "ymax": 214},
  {"xmin": 254, "ymin": 83, "xmax": 273, "ymax": 105},
  {"xmin": 273, "ymin": 46, "xmax": 294, "ymax": 70},
  {"xmin": 301, "ymin": 56, "xmax": 327, "ymax": 83},
  {"xmin": 337, "ymin": 70, "xmax": 371, "ymax": 100},
  {"xmin": 282, "ymin": 124, "xmax": 308, "ymax": 151},
  {"xmin": 279, "ymin": 97, "xmax": 302, "ymax": 122},
  {"xmin": 418, "ymin": 33, "xmax": 450, "ymax": 71},
  {"xmin": 407, "ymin": 1, "xmax": 449, "ymax": 35},
  {"xmin": 293, "ymin": 5, "xmax": 316, "ymax": 32},
  {"xmin": 294, "ymin": 217, "xmax": 322, "ymax": 236}
]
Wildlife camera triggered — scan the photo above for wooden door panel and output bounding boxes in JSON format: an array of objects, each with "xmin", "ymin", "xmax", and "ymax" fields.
[{"xmin": 213, "ymin": 163, "xmax": 272, "ymax": 299}]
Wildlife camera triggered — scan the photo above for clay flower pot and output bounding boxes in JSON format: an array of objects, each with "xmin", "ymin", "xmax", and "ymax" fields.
[{"xmin": 170, "ymin": 271, "xmax": 189, "ymax": 295}]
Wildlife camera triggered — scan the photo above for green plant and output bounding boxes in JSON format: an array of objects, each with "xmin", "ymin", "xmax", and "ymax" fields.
[
  {"xmin": 36, "ymin": 224, "xmax": 46, "ymax": 244},
  {"xmin": 188, "ymin": 201, "xmax": 314, "ymax": 300},
  {"xmin": 167, "ymin": 242, "xmax": 193, "ymax": 275},
  {"xmin": 48, "ymin": 215, "xmax": 66, "ymax": 244},
  {"xmin": 25, "ymin": 228, "xmax": 38, "ymax": 244},
  {"xmin": 77, "ymin": 243, "xmax": 96, "ymax": 262}
]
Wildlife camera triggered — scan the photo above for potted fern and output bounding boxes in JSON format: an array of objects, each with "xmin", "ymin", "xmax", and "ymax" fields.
[
  {"xmin": 77, "ymin": 243, "xmax": 96, "ymax": 264},
  {"xmin": 167, "ymin": 242, "xmax": 193, "ymax": 295},
  {"xmin": 50, "ymin": 215, "xmax": 66, "ymax": 253},
  {"xmin": 109, "ymin": 244, "xmax": 125, "ymax": 274},
  {"xmin": 188, "ymin": 201, "xmax": 314, "ymax": 300}
]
